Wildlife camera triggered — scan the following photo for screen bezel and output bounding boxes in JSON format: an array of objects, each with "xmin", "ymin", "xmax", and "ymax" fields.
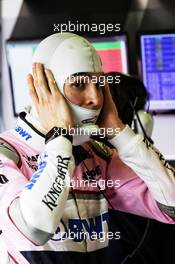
[{"xmin": 5, "ymin": 38, "xmax": 42, "ymax": 117}]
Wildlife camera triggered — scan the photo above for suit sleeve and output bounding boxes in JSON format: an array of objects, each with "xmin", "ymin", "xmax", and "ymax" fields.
[
  {"xmin": 106, "ymin": 125, "xmax": 175, "ymax": 223},
  {"xmin": 0, "ymin": 136, "xmax": 75, "ymax": 245}
]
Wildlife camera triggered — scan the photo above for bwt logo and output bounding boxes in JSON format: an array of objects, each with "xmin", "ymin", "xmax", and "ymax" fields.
[
  {"xmin": 15, "ymin": 126, "xmax": 32, "ymax": 141},
  {"xmin": 51, "ymin": 212, "xmax": 109, "ymax": 242}
]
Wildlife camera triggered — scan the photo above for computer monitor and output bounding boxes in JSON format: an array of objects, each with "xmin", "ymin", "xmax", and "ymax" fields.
[
  {"xmin": 6, "ymin": 35, "xmax": 129, "ymax": 116},
  {"xmin": 139, "ymin": 33, "xmax": 175, "ymax": 111},
  {"xmin": 6, "ymin": 39, "xmax": 41, "ymax": 116},
  {"xmin": 88, "ymin": 35, "xmax": 129, "ymax": 74}
]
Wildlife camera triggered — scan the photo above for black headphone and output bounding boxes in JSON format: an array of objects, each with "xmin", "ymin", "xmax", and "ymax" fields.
[{"xmin": 130, "ymin": 97, "xmax": 154, "ymax": 144}]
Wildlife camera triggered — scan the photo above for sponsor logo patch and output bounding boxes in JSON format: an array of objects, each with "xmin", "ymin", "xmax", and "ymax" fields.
[
  {"xmin": 15, "ymin": 126, "xmax": 32, "ymax": 141},
  {"xmin": 0, "ymin": 174, "xmax": 9, "ymax": 185}
]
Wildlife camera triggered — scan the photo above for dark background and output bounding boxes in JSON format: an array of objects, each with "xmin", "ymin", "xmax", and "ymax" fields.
[{"xmin": 9, "ymin": 0, "xmax": 175, "ymax": 75}]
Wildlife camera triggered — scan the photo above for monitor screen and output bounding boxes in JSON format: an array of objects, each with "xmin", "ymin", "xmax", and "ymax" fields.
[
  {"xmin": 6, "ymin": 39, "xmax": 41, "ymax": 116},
  {"xmin": 6, "ymin": 35, "xmax": 129, "ymax": 116},
  {"xmin": 140, "ymin": 33, "xmax": 175, "ymax": 111},
  {"xmin": 88, "ymin": 35, "xmax": 129, "ymax": 74}
]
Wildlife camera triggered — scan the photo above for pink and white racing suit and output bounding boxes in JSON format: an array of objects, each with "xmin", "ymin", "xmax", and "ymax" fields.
[{"xmin": 0, "ymin": 112, "xmax": 175, "ymax": 264}]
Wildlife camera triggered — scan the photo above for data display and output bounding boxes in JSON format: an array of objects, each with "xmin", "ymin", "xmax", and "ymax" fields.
[{"xmin": 140, "ymin": 34, "xmax": 175, "ymax": 110}]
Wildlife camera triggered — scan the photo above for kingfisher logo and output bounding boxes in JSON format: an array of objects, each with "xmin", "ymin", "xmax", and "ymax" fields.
[{"xmin": 15, "ymin": 126, "xmax": 32, "ymax": 141}]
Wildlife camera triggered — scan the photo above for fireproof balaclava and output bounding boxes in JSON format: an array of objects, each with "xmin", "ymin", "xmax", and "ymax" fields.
[{"xmin": 28, "ymin": 32, "xmax": 103, "ymax": 145}]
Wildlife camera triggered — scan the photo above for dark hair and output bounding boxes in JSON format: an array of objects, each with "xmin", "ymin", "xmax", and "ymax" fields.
[{"xmin": 107, "ymin": 72, "xmax": 149, "ymax": 126}]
